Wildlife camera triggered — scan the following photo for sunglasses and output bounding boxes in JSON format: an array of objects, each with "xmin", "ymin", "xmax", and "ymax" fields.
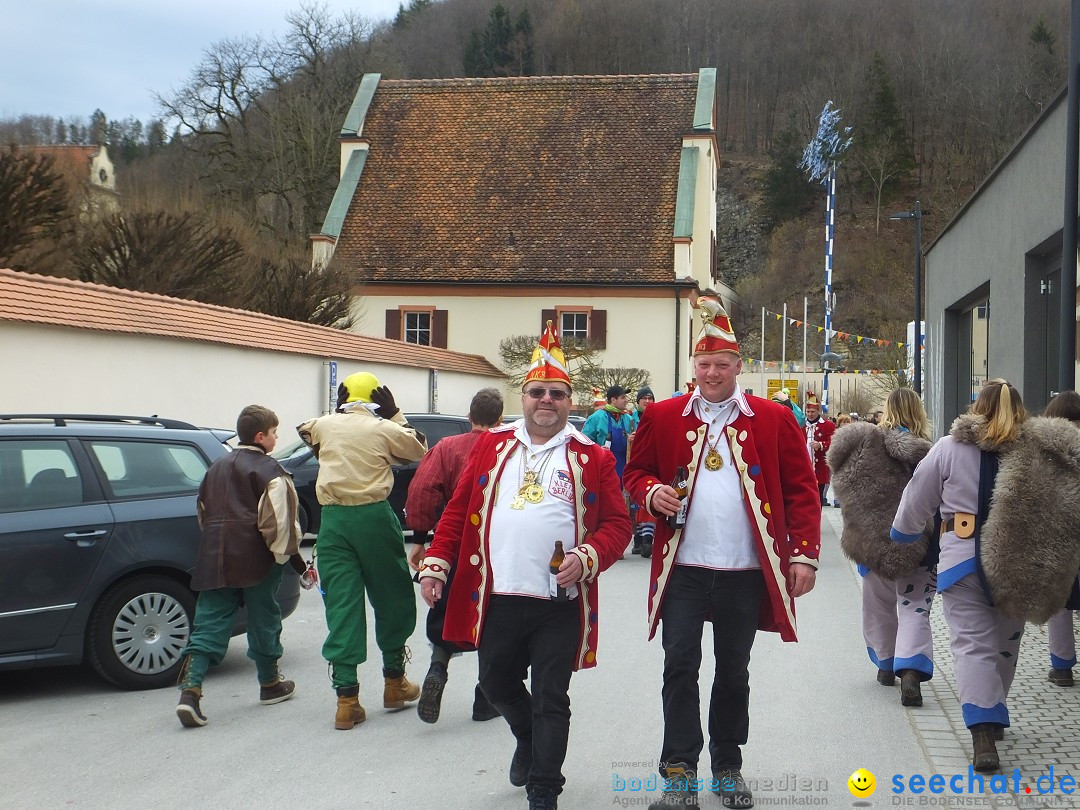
[{"xmin": 524, "ymin": 387, "xmax": 570, "ymax": 401}]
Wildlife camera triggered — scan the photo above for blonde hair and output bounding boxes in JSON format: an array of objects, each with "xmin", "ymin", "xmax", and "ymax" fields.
[
  {"xmin": 880, "ymin": 388, "xmax": 931, "ymax": 440},
  {"xmin": 835, "ymin": 412, "xmax": 852, "ymax": 426},
  {"xmin": 970, "ymin": 378, "xmax": 1026, "ymax": 446}
]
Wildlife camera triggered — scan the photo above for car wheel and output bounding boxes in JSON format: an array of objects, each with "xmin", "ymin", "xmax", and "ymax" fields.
[
  {"xmin": 299, "ymin": 503, "xmax": 311, "ymax": 536},
  {"xmin": 86, "ymin": 575, "xmax": 195, "ymax": 690}
]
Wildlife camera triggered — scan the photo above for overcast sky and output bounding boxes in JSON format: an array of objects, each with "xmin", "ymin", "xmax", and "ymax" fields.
[{"xmin": 3, "ymin": 0, "xmax": 404, "ymax": 125}]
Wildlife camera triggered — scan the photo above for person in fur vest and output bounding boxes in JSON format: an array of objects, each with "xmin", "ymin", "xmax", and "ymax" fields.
[
  {"xmin": 827, "ymin": 388, "xmax": 935, "ymax": 709},
  {"xmin": 890, "ymin": 379, "xmax": 1080, "ymax": 772}
]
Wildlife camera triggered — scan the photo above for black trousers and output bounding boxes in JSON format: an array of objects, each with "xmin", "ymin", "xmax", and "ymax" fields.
[
  {"xmin": 478, "ymin": 594, "xmax": 579, "ymax": 794},
  {"xmin": 427, "ymin": 564, "xmax": 470, "ymax": 653},
  {"xmin": 659, "ymin": 566, "xmax": 766, "ymax": 774}
]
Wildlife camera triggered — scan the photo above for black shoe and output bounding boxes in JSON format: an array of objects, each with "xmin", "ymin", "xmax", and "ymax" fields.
[
  {"xmin": 510, "ymin": 739, "xmax": 532, "ymax": 787},
  {"xmin": 649, "ymin": 763, "xmax": 699, "ymax": 808},
  {"xmin": 876, "ymin": 669, "xmax": 895, "ymax": 686},
  {"xmin": 1049, "ymin": 667, "xmax": 1075, "ymax": 687},
  {"xmin": 528, "ymin": 786, "xmax": 559, "ymax": 810},
  {"xmin": 712, "ymin": 769, "xmax": 753, "ymax": 808},
  {"xmin": 417, "ymin": 663, "xmax": 447, "ymax": 724},
  {"xmin": 176, "ymin": 688, "xmax": 207, "ymax": 727},
  {"xmin": 899, "ymin": 670, "xmax": 923, "ymax": 707},
  {"xmin": 640, "ymin": 538, "xmax": 653, "ymax": 559},
  {"xmin": 472, "ymin": 684, "xmax": 499, "ymax": 721}
]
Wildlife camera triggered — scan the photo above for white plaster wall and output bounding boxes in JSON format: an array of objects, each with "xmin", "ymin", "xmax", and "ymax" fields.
[
  {"xmin": 686, "ymin": 135, "xmax": 717, "ymax": 288},
  {"xmin": 354, "ymin": 292, "xmax": 692, "ymax": 398},
  {"xmin": 0, "ymin": 323, "xmax": 497, "ymax": 438}
]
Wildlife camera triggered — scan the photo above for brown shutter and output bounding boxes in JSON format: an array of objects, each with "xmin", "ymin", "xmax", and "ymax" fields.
[
  {"xmin": 590, "ymin": 309, "xmax": 607, "ymax": 349},
  {"xmin": 432, "ymin": 309, "xmax": 448, "ymax": 348},
  {"xmin": 541, "ymin": 309, "xmax": 556, "ymax": 331},
  {"xmin": 385, "ymin": 309, "xmax": 400, "ymax": 339}
]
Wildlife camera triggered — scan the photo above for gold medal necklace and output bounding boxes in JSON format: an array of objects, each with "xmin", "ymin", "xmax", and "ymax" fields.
[
  {"xmin": 702, "ymin": 400, "xmax": 733, "ymax": 471},
  {"xmin": 511, "ymin": 445, "xmax": 556, "ymax": 509}
]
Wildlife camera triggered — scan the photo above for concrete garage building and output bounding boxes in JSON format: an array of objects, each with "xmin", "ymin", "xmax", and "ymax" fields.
[
  {"xmin": 924, "ymin": 86, "xmax": 1078, "ymax": 432},
  {"xmin": 0, "ymin": 268, "xmax": 502, "ymax": 433}
]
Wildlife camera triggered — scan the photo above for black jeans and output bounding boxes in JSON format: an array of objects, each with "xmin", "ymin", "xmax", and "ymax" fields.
[
  {"xmin": 478, "ymin": 594, "xmax": 579, "ymax": 794},
  {"xmin": 659, "ymin": 566, "xmax": 766, "ymax": 774}
]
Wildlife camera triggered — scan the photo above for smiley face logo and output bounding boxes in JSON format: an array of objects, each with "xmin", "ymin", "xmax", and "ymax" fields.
[{"xmin": 848, "ymin": 768, "xmax": 876, "ymax": 798}]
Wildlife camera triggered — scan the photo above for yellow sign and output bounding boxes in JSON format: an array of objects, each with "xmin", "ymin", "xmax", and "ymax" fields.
[
  {"xmin": 847, "ymin": 768, "xmax": 876, "ymax": 798},
  {"xmin": 766, "ymin": 379, "xmax": 800, "ymax": 404}
]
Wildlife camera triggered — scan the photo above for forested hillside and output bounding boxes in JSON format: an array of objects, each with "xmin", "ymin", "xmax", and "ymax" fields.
[{"xmin": 0, "ymin": 0, "xmax": 1069, "ymax": 360}]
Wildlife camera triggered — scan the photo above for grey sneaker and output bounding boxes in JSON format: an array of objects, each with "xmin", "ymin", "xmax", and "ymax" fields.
[
  {"xmin": 649, "ymin": 763, "xmax": 699, "ymax": 808},
  {"xmin": 712, "ymin": 769, "xmax": 753, "ymax": 807},
  {"xmin": 177, "ymin": 688, "xmax": 207, "ymax": 727}
]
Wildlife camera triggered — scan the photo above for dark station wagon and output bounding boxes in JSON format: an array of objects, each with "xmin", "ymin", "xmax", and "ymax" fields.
[{"xmin": 0, "ymin": 415, "xmax": 300, "ymax": 689}]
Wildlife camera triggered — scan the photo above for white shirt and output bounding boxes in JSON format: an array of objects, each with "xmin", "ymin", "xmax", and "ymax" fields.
[
  {"xmin": 488, "ymin": 420, "xmax": 580, "ymax": 599},
  {"xmin": 677, "ymin": 386, "xmax": 760, "ymax": 570}
]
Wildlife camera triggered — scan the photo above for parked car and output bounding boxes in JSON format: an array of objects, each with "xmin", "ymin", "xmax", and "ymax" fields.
[
  {"xmin": 502, "ymin": 415, "xmax": 586, "ymax": 430},
  {"xmin": 0, "ymin": 414, "xmax": 300, "ymax": 690},
  {"xmin": 274, "ymin": 413, "xmax": 472, "ymax": 536}
]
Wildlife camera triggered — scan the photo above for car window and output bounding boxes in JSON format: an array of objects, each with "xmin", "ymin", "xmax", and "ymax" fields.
[
  {"xmin": 272, "ymin": 439, "xmax": 311, "ymax": 462},
  {"xmin": 410, "ymin": 419, "xmax": 466, "ymax": 448},
  {"xmin": 88, "ymin": 440, "xmax": 209, "ymax": 499},
  {"xmin": 0, "ymin": 440, "xmax": 83, "ymax": 512}
]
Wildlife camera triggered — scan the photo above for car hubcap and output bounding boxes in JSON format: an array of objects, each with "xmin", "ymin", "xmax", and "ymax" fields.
[{"xmin": 111, "ymin": 592, "xmax": 191, "ymax": 675}]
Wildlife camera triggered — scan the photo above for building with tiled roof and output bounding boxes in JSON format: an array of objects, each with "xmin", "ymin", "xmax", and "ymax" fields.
[
  {"xmin": 0, "ymin": 268, "xmax": 502, "ymax": 431},
  {"xmin": 313, "ymin": 70, "xmax": 727, "ymax": 399},
  {"xmin": 20, "ymin": 144, "xmax": 119, "ymax": 215}
]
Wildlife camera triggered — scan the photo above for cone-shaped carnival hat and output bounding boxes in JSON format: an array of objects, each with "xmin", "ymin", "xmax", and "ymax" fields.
[
  {"xmin": 693, "ymin": 295, "xmax": 740, "ymax": 356},
  {"xmin": 523, "ymin": 320, "xmax": 572, "ymax": 388}
]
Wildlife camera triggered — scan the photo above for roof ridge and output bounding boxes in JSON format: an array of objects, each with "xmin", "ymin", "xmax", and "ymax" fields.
[{"xmin": 377, "ymin": 72, "xmax": 699, "ymax": 88}]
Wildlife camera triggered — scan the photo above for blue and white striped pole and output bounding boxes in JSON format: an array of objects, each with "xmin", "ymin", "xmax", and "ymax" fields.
[
  {"xmin": 823, "ymin": 162, "xmax": 836, "ymax": 414},
  {"xmin": 800, "ymin": 101, "xmax": 852, "ymax": 416}
]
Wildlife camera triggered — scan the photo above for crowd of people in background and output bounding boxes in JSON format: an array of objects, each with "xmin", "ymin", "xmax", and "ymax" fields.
[{"xmin": 171, "ymin": 300, "xmax": 1080, "ymax": 807}]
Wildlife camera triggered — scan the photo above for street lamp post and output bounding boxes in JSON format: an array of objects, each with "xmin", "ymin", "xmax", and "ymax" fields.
[{"xmin": 890, "ymin": 201, "xmax": 923, "ymax": 395}]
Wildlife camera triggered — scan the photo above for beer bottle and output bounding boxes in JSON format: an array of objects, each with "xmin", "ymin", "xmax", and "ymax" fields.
[
  {"xmin": 549, "ymin": 540, "xmax": 568, "ymax": 601},
  {"xmin": 666, "ymin": 466, "xmax": 690, "ymax": 529}
]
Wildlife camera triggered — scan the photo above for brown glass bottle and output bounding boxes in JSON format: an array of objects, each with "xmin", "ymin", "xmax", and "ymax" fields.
[
  {"xmin": 549, "ymin": 540, "xmax": 568, "ymax": 601},
  {"xmin": 666, "ymin": 466, "xmax": 690, "ymax": 529}
]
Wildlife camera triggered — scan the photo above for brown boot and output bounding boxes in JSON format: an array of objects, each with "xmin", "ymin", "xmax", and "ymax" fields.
[
  {"xmin": 383, "ymin": 673, "xmax": 421, "ymax": 709},
  {"xmin": 970, "ymin": 724, "xmax": 1000, "ymax": 771},
  {"xmin": 335, "ymin": 685, "xmax": 366, "ymax": 730}
]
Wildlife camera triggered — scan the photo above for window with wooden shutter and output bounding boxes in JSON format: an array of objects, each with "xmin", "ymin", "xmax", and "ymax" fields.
[
  {"xmin": 541, "ymin": 309, "xmax": 556, "ymax": 332},
  {"xmin": 432, "ymin": 310, "xmax": 448, "ymax": 348},
  {"xmin": 385, "ymin": 310, "xmax": 400, "ymax": 340},
  {"xmin": 590, "ymin": 310, "xmax": 607, "ymax": 349}
]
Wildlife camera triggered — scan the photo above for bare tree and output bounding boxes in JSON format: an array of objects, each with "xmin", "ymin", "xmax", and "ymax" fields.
[
  {"xmin": 498, "ymin": 333, "xmax": 600, "ymax": 390},
  {"xmin": 0, "ymin": 147, "xmax": 70, "ymax": 266}
]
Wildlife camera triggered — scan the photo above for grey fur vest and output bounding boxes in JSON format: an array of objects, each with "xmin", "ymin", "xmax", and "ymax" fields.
[
  {"xmin": 952, "ymin": 413, "xmax": 1080, "ymax": 623},
  {"xmin": 827, "ymin": 421, "xmax": 933, "ymax": 579}
]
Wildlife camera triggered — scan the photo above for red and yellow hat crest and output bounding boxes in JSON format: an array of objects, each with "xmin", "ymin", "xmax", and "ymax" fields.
[
  {"xmin": 523, "ymin": 320, "xmax": 572, "ymax": 388},
  {"xmin": 693, "ymin": 295, "xmax": 740, "ymax": 356}
]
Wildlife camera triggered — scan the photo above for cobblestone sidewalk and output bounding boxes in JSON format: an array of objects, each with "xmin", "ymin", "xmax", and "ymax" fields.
[{"xmin": 824, "ymin": 507, "xmax": 1080, "ymax": 809}]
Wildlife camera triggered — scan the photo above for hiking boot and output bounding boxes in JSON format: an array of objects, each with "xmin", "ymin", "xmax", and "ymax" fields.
[
  {"xmin": 259, "ymin": 677, "xmax": 296, "ymax": 705},
  {"xmin": 510, "ymin": 739, "xmax": 532, "ymax": 787},
  {"xmin": 176, "ymin": 688, "xmax": 207, "ymax": 728},
  {"xmin": 712, "ymin": 769, "xmax": 754, "ymax": 808},
  {"xmin": 875, "ymin": 669, "xmax": 895, "ymax": 686},
  {"xmin": 899, "ymin": 670, "xmax": 923, "ymax": 707},
  {"xmin": 383, "ymin": 673, "xmax": 421, "ymax": 709},
  {"xmin": 970, "ymin": 724, "xmax": 1000, "ymax": 772},
  {"xmin": 993, "ymin": 726, "xmax": 1005, "ymax": 741},
  {"xmin": 417, "ymin": 663, "xmax": 447, "ymax": 724},
  {"xmin": 1049, "ymin": 667, "xmax": 1075, "ymax": 687},
  {"xmin": 334, "ymin": 685, "xmax": 366, "ymax": 730},
  {"xmin": 649, "ymin": 763, "xmax": 699, "ymax": 808},
  {"xmin": 472, "ymin": 684, "xmax": 500, "ymax": 721},
  {"xmin": 528, "ymin": 785, "xmax": 559, "ymax": 810}
]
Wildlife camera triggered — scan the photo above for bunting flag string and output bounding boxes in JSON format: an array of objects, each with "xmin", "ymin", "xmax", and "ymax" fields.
[
  {"xmin": 764, "ymin": 308, "xmax": 906, "ymax": 349},
  {"xmin": 745, "ymin": 359, "xmax": 905, "ymax": 374}
]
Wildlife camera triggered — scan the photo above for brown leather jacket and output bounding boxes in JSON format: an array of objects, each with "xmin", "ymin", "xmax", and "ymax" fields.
[{"xmin": 192, "ymin": 447, "xmax": 301, "ymax": 590}]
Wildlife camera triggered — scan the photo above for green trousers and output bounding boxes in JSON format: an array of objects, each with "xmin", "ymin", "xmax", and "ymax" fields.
[
  {"xmin": 318, "ymin": 501, "xmax": 417, "ymax": 688},
  {"xmin": 179, "ymin": 564, "xmax": 284, "ymax": 689}
]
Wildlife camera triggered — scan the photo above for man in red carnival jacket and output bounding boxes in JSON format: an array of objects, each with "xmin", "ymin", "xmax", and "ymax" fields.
[
  {"xmin": 802, "ymin": 392, "xmax": 836, "ymax": 506},
  {"xmin": 623, "ymin": 294, "xmax": 821, "ymax": 810},
  {"xmin": 419, "ymin": 322, "xmax": 629, "ymax": 810}
]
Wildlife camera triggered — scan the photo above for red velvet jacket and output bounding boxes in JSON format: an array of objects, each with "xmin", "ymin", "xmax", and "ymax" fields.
[
  {"xmin": 623, "ymin": 394, "xmax": 821, "ymax": 642},
  {"xmin": 806, "ymin": 417, "xmax": 836, "ymax": 485},
  {"xmin": 421, "ymin": 424, "xmax": 630, "ymax": 670}
]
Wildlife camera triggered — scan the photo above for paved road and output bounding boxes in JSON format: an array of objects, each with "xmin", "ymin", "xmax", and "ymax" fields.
[{"xmin": 5, "ymin": 511, "xmax": 1072, "ymax": 809}]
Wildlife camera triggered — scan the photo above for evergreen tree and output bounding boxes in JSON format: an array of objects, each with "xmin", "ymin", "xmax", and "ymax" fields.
[{"xmin": 763, "ymin": 123, "xmax": 815, "ymax": 226}]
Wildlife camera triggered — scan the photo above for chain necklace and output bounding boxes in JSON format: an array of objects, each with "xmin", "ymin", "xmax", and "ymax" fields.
[
  {"xmin": 702, "ymin": 401, "xmax": 735, "ymax": 471},
  {"xmin": 511, "ymin": 445, "xmax": 556, "ymax": 510}
]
